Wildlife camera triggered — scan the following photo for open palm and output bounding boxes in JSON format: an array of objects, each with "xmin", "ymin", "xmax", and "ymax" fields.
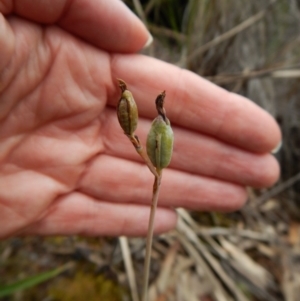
[{"xmin": 0, "ymin": 0, "xmax": 281, "ymax": 239}]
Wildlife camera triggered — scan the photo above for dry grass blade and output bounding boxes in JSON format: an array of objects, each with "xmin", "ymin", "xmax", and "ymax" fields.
[
  {"xmin": 206, "ymin": 63, "xmax": 300, "ymax": 84},
  {"xmin": 186, "ymin": 0, "xmax": 278, "ymax": 64},
  {"xmin": 177, "ymin": 231, "xmax": 231, "ymax": 301},
  {"xmin": 148, "ymin": 24, "xmax": 186, "ymax": 43},
  {"xmin": 148, "ymin": 243, "xmax": 178, "ymax": 301},
  {"xmin": 218, "ymin": 237, "xmax": 274, "ymax": 290},
  {"xmin": 119, "ymin": 236, "xmax": 139, "ymax": 301},
  {"xmin": 155, "ymin": 242, "xmax": 178, "ymax": 293},
  {"xmin": 177, "ymin": 271, "xmax": 199, "ymax": 301},
  {"xmin": 272, "ymin": 70, "xmax": 300, "ymax": 78},
  {"xmin": 196, "ymin": 227, "xmax": 275, "ymax": 242},
  {"xmin": 144, "ymin": 0, "xmax": 158, "ymax": 16},
  {"xmin": 253, "ymin": 171, "xmax": 300, "ymax": 208},
  {"xmin": 132, "ymin": 0, "xmax": 147, "ymax": 25},
  {"xmin": 177, "ymin": 213, "xmax": 251, "ymax": 301}
]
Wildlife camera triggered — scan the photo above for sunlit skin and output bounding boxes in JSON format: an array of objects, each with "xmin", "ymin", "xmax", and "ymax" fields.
[{"xmin": 0, "ymin": 0, "xmax": 281, "ymax": 239}]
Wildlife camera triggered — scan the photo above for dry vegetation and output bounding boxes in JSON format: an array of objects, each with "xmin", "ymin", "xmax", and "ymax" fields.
[{"xmin": 1, "ymin": 0, "xmax": 300, "ymax": 300}]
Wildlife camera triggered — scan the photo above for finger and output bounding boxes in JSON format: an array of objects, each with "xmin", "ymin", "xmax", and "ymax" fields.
[
  {"xmin": 79, "ymin": 155, "xmax": 247, "ymax": 212},
  {"xmin": 101, "ymin": 108, "xmax": 280, "ymax": 188},
  {"xmin": 23, "ymin": 192, "xmax": 177, "ymax": 237},
  {"xmin": 1, "ymin": 0, "xmax": 150, "ymax": 53},
  {"xmin": 108, "ymin": 54, "xmax": 281, "ymax": 153}
]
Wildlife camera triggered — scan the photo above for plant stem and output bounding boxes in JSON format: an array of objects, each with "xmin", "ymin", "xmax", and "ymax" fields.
[
  {"xmin": 127, "ymin": 134, "xmax": 159, "ymax": 177},
  {"xmin": 142, "ymin": 169, "xmax": 162, "ymax": 301}
]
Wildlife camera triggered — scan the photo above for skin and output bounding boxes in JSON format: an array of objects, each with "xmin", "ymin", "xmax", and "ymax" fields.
[{"xmin": 0, "ymin": 0, "xmax": 281, "ymax": 239}]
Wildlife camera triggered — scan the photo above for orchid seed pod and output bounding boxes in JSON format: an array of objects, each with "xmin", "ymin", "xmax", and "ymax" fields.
[
  {"xmin": 117, "ymin": 79, "xmax": 138, "ymax": 136},
  {"xmin": 146, "ymin": 91, "xmax": 174, "ymax": 170}
]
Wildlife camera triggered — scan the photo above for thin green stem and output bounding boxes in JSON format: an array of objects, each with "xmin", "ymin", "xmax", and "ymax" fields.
[{"xmin": 142, "ymin": 169, "xmax": 162, "ymax": 301}]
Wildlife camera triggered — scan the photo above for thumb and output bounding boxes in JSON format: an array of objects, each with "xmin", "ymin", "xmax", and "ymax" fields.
[{"xmin": 1, "ymin": 0, "xmax": 151, "ymax": 53}]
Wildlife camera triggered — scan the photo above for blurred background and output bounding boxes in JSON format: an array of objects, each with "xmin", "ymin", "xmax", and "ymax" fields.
[{"xmin": 1, "ymin": 0, "xmax": 300, "ymax": 300}]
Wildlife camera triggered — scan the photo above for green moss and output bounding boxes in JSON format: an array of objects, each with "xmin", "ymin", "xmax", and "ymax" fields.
[
  {"xmin": 192, "ymin": 212, "xmax": 236, "ymax": 227},
  {"xmin": 49, "ymin": 272, "xmax": 128, "ymax": 301}
]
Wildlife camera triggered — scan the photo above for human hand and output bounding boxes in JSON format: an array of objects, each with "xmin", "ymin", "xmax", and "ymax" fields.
[{"xmin": 0, "ymin": 0, "xmax": 281, "ymax": 239}]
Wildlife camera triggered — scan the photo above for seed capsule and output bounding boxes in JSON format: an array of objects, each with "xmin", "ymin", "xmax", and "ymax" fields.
[
  {"xmin": 117, "ymin": 79, "xmax": 138, "ymax": 136},
  {"xmin": 146, "ymin": 92, "xmax": 174, "ymax": 170}
]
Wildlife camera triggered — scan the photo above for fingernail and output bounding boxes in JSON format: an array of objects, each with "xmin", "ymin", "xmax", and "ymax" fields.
[
  {"xmin": 271, "ymin": 140, "xmax": 282, "ymax": 154},
  {"xmin": 143, "ymin": 33, "xmax": 153, "ymax": 49}
]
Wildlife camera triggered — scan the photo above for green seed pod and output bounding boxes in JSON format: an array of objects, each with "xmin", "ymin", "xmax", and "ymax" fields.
[
  {"xmin": 147, "ymin": 115, "xmax": 174, "ymax": 170},
  {"xmin": 117, "ymin": 80, "xmax": 138, "ymax": 136}
]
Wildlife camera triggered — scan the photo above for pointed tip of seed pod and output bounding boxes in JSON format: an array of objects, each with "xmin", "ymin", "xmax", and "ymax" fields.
[
  {"xmin": 155, "ymin": 91, "xmax": 166, "ymax": 106},
  {"xmin": 117, "ymin": 78, "xmax": 127, "ymax": 93},
  {"xmin": 155, "ymin": 91, "xmax": 167, "ymax": 121}
]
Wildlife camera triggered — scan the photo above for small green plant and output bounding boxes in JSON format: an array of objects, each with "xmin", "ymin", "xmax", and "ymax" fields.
[
  {"xmin": 0, "ymin": 262, "xmax": 73, "ymax": 298},
  {"xmin": 116, "ymin": 79, "xmax": 174, "ymax": 301}
]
